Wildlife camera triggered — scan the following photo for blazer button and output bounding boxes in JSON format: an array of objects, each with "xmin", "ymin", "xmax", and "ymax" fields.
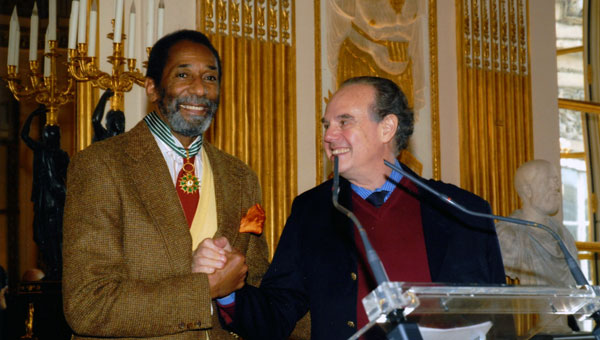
[
  {"xmin": 350, "ymin": 272, "xmax": 357, "ymax": 281},
  {"xmin": 178, "ymin": 322, "xmax": 185, "ymax": 329},
  {"xmin": 196, "ymin": 321, "xmax": 202, "ymax": 328},
  {"xmin": 347, "ymin": 321, "xmax": 356, "ymax": 328},
  {"xmin": 187, "ymin": 322, "xmax": 195, "ymax": 329}
]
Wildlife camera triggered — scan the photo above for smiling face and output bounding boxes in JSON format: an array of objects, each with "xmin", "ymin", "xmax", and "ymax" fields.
[
  {"xmin": 322, "ymin": 83, "xmax": 397, "ymax": 189},
  {"xmin": 146, "ymin": 40, "xmax": 220, "ymax": 146}
]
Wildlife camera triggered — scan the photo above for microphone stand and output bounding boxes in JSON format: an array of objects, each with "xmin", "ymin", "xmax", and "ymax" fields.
[
  {"xmin": 384, "ymin": 160, "xmax": 600, "ymax": 339},
  {"xmin": 332, "ymin": 156, "xmax": 423, "ymax": 340}
]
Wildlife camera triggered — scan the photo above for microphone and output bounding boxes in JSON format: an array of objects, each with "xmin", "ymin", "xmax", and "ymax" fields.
[
  {"xmin": 383, "ymin": 159, "xmax": 588, "ymax": 286},
  {"xmin": 332, "ymin": 156, "xmax": 389, "ymax": 285},
  {"xmin": 384, "ymin": 160, "xmax": 600, "ymax": 338}
]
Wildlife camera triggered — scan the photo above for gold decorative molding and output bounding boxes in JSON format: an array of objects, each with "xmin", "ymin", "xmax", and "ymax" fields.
[
  {"xmin": 315, "ymin": 0, "xmax": 441, "ymax": 182},
  {"xmin": 201, "ymin": 0, "xmax": 292, "ymax": 45},
  {"xmin": 315, "ymin": 0, "xmax": 324, "ymax": 184},
  {"xmin": 429, "ymin": 0, "xmax": 440, "ymax": 180},
  {"xmin": 336, "ymin": 38, "xmax": 414, "ymax": 107}
]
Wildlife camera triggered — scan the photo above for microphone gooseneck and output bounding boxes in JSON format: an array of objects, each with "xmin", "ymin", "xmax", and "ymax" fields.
[
  {"xmin": 332, "ymin": 156, "xmax": 389, "ymax": 285},
  {"xmin": 383, "ymin": 159, "xmax": 589, "ymax": 287}
]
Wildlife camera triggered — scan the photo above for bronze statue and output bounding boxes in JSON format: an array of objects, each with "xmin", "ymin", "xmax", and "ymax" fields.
[
  {"xmin": 92, "ymin": 89, "xmax": 125, "ymax": 142},
  {"xmin": 21, "ymin": 105, "xmax": 69, "ymax": 280}
]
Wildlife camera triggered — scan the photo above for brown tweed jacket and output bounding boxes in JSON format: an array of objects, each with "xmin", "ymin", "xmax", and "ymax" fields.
[{"xmin": 62, "ymin": 120, "xmax": 269, "ymax": 339}]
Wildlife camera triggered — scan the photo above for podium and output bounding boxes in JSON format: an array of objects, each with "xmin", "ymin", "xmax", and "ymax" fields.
[{"xmin": 350, "ymin": 282, "xmax": 600, "ymax": 340}]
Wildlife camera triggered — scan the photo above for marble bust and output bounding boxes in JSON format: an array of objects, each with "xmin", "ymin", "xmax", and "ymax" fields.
[{"xmin": 496, "ymin": 159, "xmax": 578, "ymax": 287}]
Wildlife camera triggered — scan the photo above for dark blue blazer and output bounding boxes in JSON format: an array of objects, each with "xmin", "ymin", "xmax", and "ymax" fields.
[{"xmin": 226, "ymin": 166, "xmax": 506, "ymax": 340}]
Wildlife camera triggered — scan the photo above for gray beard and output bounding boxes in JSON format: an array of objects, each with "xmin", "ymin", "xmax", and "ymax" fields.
[{"xmin": 158, "ymin": 93, "xmax": 219, "ymax": 137}]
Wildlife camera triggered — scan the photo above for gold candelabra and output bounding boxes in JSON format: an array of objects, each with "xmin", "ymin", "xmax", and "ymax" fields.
[
  {"xmin": 6, "ymin": 40, "xmax": 74, "ymax": 126},
  {"xmin": 68, "ymin": 26, "xmax": 146, "ymax": 111}
]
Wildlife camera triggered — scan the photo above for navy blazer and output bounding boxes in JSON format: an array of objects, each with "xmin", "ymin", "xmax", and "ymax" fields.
[{"xmin": 226, "ymin": 166, "xmax": 506, "ymax": 340}]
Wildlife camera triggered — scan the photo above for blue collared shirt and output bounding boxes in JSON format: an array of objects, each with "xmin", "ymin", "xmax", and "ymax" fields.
[{"xmin": 350, "ymin": 160, "xmax": 403, "ymax": 203}]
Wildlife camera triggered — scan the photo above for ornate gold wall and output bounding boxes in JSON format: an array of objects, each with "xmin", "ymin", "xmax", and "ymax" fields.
[
  {"xmin": 198, "ymin": 0, "xmax": 296, "ymax": 257},
  {"xmin": 457, "ymin": 0, "xmax": 532, "ymax": 216},
  {"xmin": 314, "ymin": 0, "xmax": 441, "ymax": 181}
]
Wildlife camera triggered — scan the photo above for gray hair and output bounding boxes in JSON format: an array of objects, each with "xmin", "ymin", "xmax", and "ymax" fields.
[{"xmin": 340, "ymin": 76, "xmax": 414, "ymax": 153}]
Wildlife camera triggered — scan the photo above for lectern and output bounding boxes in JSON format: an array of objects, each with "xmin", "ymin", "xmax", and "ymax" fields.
[{"xmin": 350, "ymin": 282, "xmax": 600, "ymax": 340}]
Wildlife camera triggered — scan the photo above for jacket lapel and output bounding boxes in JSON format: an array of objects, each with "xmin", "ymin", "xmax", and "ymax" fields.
[
  {"xmin": 122, "ymin": 121, "xmax": 192, "ymax": 273},
  {"xmin": 204, "ymin": 143, "xmax": 241, "ymax": 247}
]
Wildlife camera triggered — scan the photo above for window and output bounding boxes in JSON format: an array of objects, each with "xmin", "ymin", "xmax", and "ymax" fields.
[{"xmin": 556, "ymin": 0, "xmax": 600, "ymax": 287}]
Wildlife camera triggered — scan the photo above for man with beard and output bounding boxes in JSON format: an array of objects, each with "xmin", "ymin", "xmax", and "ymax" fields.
[
  {"xmin": 496, "ymin": 159, "xmax": 579, "ymax": 333},
  {"xmin": 62, "ymin": 30, "xmax": 269, "ymax": 340}
]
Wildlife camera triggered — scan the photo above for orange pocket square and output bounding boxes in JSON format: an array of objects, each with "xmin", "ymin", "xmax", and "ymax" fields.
[{"xmin": 239, "ymin": 203, "xmax": 265, "ymax": 235}]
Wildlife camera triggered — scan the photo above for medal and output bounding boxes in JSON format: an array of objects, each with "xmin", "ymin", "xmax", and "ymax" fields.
[{"xmin": 179, "ymin": 155, "xmax": 200, "ymax": 194}]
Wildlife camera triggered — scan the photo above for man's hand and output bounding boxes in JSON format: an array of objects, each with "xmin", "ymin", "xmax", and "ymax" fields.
[
  {"xmin": 208, "ymin": 249, "xmax": 248, "ymax": 298},
  {"xmin": 192, "ymin": 237, "xmax": 231, "ymax": 274},
  {"xmin": 192, "ymin": 237, "xmax": 248, "ymax": 298}
]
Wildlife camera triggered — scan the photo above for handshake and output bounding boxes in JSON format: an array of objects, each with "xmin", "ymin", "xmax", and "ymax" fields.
[
  {"xmin": 192, "ymin": 203, "xmax": 265, "ymax": 299},
  {"xmin": 192, "ymin": 236, "xmax": 248, "ymax": 299}
]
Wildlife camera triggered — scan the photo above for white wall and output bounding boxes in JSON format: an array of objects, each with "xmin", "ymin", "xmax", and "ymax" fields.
[
  {"xmin": 529, "ymin": 0, "xmax": 561, "ymax": 167},
  {"xmin": 295, "ymin": 1, "xmax": 317, "ymax": 194},
  {"xmin": 437, "ymin": 0, "xmax": 461, "ymax": 185}
]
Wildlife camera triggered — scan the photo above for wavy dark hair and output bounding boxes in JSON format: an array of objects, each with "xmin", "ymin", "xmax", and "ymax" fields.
[
  {"xmin": 340, "ymin": 76, "xmax": 414, "ymax": 154},
  {"xmin": 146, "ymin": 29, "xmax": 221, "ymax": 85}
]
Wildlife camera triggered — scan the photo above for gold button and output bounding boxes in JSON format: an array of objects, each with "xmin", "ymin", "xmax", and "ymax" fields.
[
  {"xmin": 347, "ymin": 321, "xmax": 355, "ymax": 328},
  {"xmin": 187, "ymin": 322, "xmax": 195, "ymax": 329},
  {"xmin": 350, "ymin": 272, "xmax": 357, "ymax": 280}
]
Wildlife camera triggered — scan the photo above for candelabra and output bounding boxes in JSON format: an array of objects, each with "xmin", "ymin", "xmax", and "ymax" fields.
[
  {"xmin": 6, "ymin": 40, "xmax": 74, "ymax": 126},
  {"xmin": 68, "ymin": 23, "xmax": 146, "ymax": 112}
]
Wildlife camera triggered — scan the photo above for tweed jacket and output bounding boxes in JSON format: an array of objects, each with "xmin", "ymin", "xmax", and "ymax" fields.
[
  {"xmin": 226, "ymin": 166, "xmax": 506, "ymax": 340},
  {"xmin": 62, "ymin": 120, "xmax": 269, "ymax": 340}
]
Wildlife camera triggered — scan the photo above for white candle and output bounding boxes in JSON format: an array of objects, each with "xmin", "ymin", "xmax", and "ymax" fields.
[
  {"xmin": 44, "ymin": 29, "xmax": 50, "ymax": 77},
  {"xmin": 29, "ymin": 2, "xmax": 39, "ymax": 61},
  {"xmin": 7, "ymin": 6, "xmax": 18, "ymax": 66},
  {"xmin": 127, "ymin": 2, "xmax": 136, "ymax": 59},
  {"xmin": 157, "ymin": 0, "xmax": 164, "ymax": 40},
  {"xmin": 14, "ymin": 27, "xmax": 20, "ymax": 72},
  {"xmin": 77, "ymin": 0, "xmax": 87, "ymax": 44},
  {"xmin": 48, "ymin": 0, "xmax": 57, "ymax": 40},
  {"xmin": 113, "ymin": 0, "xmax": 124, "ymax": 43},
  {"xmin": 146, "ymin": 0, "xmax": 155, "ymax": 48},
  {"xmin": 88, "ymin": 0, "xmax": 97, "ymax": 57},
  {"xmin": 68, "ymin": 0, "xmax": 79, "ymax": 50}
]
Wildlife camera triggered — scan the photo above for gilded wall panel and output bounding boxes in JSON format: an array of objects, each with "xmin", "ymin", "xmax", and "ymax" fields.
[
  {"xmin": 317, "ymin": 0, "xmax": 439, "ymax": 180},
  {"xmin": 198, "ymin": 0, "xmax": 296, "ymax": 256},
  {"xmin": 457, "ymin": 0, "xmax": 532, "ymax": 216}
]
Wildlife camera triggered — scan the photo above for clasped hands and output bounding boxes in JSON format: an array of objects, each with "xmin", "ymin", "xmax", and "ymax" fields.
[{"xmin": 192, "ymin": 236, "xmax": 248, "ymax": 299}]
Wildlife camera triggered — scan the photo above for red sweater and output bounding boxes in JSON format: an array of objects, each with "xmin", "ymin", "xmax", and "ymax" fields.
[{"xmin": 352, "ymin": 177, "xmax": 432, "ymax": 330}]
